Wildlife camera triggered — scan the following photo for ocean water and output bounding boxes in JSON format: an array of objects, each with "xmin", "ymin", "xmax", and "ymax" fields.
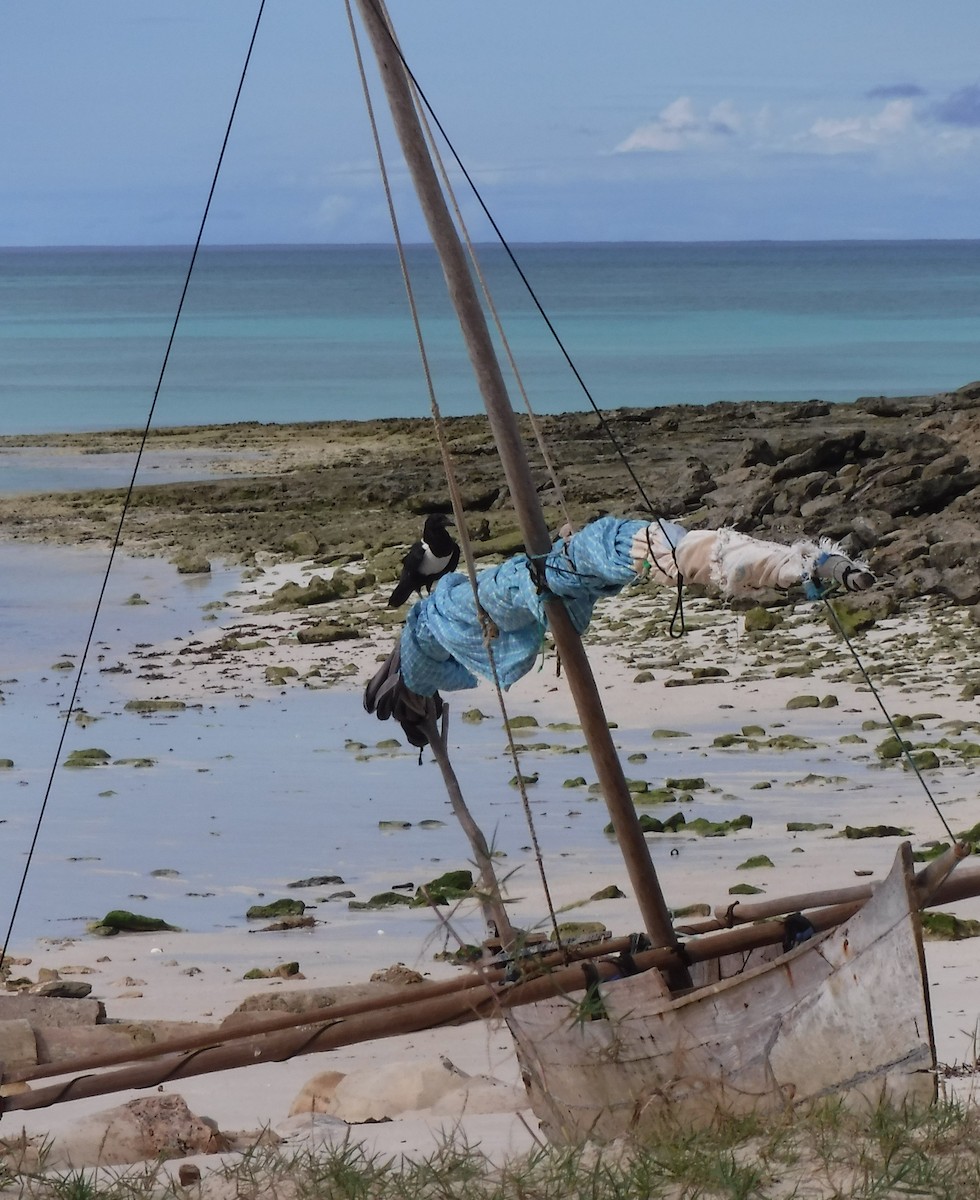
[{"xmin": 1, "ymin": 241, "xmax": 979, "ymax": 437}]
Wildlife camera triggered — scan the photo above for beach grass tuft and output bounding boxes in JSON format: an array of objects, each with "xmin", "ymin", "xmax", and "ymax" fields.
[{"xmin": 6, "ymin": 1099, "xmax": 980, "ymax": 1198}]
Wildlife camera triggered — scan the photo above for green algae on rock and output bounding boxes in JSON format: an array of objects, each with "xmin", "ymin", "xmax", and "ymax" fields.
[
  {"xmin": 589, "ymin": 885, "xmax": 626, "ymax": 901},
  {"xmin": 633, "ymin": 787, "xmax": 682, "ymax": 805},
  {"xmin": 843, "ymin": 824, "xmax": 911, "ymax": 839},
  {"xmin": 766, "ymin": 734, "xmax": 818, "ymax": 751},
  {"xmin": 920, "ymin": 911, "xmax": 980, "ymax": 941},
  {"xmin": 244, "ymin": 961, "xmax": 302, "ymax": 980},
  {"xmin": 64, "ymin": 748, "xmax": 111, "ymax": 767},
  {"xmin": 175, "ymin": 553, "xmax": 211, "ymax": 574},
  {"xmin": 296, "ymin": 623, "xmax": 362, "ymax": 644},
  {"xmin": 264, "ymin": 664, "xmax": 299, "ymax": 685},
  {"xmin": 88, "ymin": 910, "xmax": 180, "ymax": 935},
  {"xmin": 246, "ymin": 899, "xmax": 306, "ymax": 919},
  {"xmin": 506, "ymin": 715, "xmax": 539, "ymax": 730},
  {"xmin": 415, "ymin": 869, "xmax": 474, "ymax": 905},
  {"xmin": 349, "ymin": 891, "xmax": 413, "ymax": 911},
  {"xmin": 743, "ymin": 606, "xmax": 783, "ymax": 632}
]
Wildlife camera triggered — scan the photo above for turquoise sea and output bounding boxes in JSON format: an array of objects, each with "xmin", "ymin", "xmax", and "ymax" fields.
[{"xmin": 1, "ymin": 241, "xmax": 979, "ymax": 438}]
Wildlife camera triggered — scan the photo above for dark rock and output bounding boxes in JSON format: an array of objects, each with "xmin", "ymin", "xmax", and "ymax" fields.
[
  {"xmin": 415, "ymin": 869, "xmax": 474, "ymax": 905},
  {"xmin": 787, "ymin": 400, "xmax": 832, "ymax": 420},
  {"xmin": 949, "ymin": 381, "xmax": 980, "ymax": 408},
  {"xmin": 13, "ymin": 388, "xmax": 980, "ymax": 609},
  {"xmin": 937, "ymin": 567, "xmax": 980, "ymax": 605},
  {"xmin": 739, "ymin": 438, "xmax": 778, "ymax": 468},
  {"xmin": 28, "ymin": 980, "xmax": 93, "ymax": 999},
  {"xmin": 929, "ymin": 539, "xmax": 980, "ymax": 571},
  {"xmin": 855, "ymin": 395, "xmax": 939, "ymax": 418},
  {"xmin": 0, "ymin": 994, "xmax": 106, "ymax": 1026},
  {"xmin": 174, "ymin": 554, "xmax": 211, "ymax": 575},
  {"xmin": 282, "ymin": 530, "xmax": 319, "ymax": 558},
  {"xmin": 850, "ymin": 511, "xmax": 895, "ymax": 548},
  {"xmin": 771, "ymin": 433, "xmax": 864, "ymax": 482}
]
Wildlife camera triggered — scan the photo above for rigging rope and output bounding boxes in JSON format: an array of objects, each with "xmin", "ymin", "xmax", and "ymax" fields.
[
  {"xmin": 0, "ymin": 0, "xmax": 268, "ymax": 976},
  {"xmin": 347, "ymin": 0, "xmax": 565, "ymax": 950},
  {"xmin": 357, "ymin": 3, "xmax": 653, "ymax": 506},
  {"xmin": 356, "ymin": 0, "xmax": 687, "ymax": 617},
  {"xmin": 414, "ymin": 101, "xmax": 573, "ymax": 531},
  {"xmin": 820, "ymin": 596, "xmax": 956, "ymax": 843}
]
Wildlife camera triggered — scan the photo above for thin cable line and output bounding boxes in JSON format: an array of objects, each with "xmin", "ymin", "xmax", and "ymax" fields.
[
  {"xmin": 0, "ymin": 0, "xmax": 268, "ymax": 974},
  {"xmin": 358, "ymin": 0, "xmax": 686, "ymax": 608},
  {"xmin": 349, "ymin": 0, "xmax": 565, "ymax": 950},
  {"xmin": 414, "ymin": 98, "xmax": 572, "ymax": 530},
  {"xmin": 821, "ymin": 597, "xmax": 956, "ymax": 842},
  {"xmin": 359, "ymin": 0, "xmax": 655, "ymax": 513}
]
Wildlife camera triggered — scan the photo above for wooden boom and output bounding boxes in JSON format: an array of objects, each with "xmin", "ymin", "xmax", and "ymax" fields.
[{"xmin": 4, "ymin": 855, "xmax": 979, "ymax": 1114}]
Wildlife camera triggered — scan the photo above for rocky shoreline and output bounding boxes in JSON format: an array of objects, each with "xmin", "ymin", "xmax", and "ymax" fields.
[{"xmin": 4, "ymin": 382, "xmax": 980, "ymax": 607}]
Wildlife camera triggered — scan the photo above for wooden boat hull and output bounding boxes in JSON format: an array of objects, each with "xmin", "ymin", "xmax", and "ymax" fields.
[{"xmin": 506, "ymin": 845, "xmax": 937, "ymax": 1142}]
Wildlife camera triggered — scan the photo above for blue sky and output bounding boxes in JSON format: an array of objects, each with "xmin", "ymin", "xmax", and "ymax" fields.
[{"xmin": 3, "ymin": 1, "xmax": 979, "ymax": 246}]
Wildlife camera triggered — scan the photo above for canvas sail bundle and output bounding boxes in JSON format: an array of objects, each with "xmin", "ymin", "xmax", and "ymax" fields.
[{"xmin": 386, "ymin": 516, "xmax": 873, "ymax": 699}]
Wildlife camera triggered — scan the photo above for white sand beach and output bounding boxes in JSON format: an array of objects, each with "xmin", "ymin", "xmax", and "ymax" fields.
[{"xmin": 3, "ymin": 543, "xmax": 980, "ymax": 1177}]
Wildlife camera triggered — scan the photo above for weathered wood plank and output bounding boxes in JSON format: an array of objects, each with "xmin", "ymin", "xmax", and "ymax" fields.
[{"xmin": 507, "ymin": 845, "xmax": 936, "ymax": 1142}]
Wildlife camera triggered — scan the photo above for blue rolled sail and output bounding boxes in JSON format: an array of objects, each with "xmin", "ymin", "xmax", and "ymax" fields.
[{"xmin": 399, "ymin": 517, "xmax": 685, "ymax": 696}]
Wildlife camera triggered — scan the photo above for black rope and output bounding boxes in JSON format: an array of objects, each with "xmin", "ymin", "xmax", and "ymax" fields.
[
  {"xmin": 644, "ymin": 524, "xmax": 686, "ymax": 637},
  {"xmin": 820, "ymin": 596, "xmax": 956, "ymax": 842},
  {"xmin": 668, "ymin": 576, "xmax": 687, "ymax": 639},
  {"xmin": 0, "ymin": 0, "xmax": 268, "ymax": 975}
]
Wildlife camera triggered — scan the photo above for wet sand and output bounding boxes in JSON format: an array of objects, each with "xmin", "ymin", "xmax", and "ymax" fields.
[{"xmin": 3, "ymin": 539, "xmax": 980, "ymax": 1170}]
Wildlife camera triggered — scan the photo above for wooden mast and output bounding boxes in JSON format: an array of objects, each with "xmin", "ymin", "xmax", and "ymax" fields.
[{"xmin": 353, "ymin": 0, "xmax": 680, "ymax": 956}]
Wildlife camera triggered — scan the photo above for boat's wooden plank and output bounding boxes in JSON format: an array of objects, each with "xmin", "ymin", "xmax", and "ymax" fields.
[{"xmin": 507, "ymin": 845, "xmax": 936, "ymax": 1142}]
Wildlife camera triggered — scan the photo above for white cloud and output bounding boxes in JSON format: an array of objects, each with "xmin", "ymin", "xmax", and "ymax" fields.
[
  {"xmin": 615, "ymin": 96, "xmax": 740, "ymax": 153},
  {"xmin": 800, "ymin": 99, "xmax": 915, "ymax": 153},
  {"xmin": 612, "ymin": 92, "xmax": 980, "ymax": 173}
]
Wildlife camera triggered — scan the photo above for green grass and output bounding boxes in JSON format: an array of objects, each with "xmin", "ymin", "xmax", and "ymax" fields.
[{"xmin": 6, "ymin": 1099, "xmax": 980, "ymax": 1199}]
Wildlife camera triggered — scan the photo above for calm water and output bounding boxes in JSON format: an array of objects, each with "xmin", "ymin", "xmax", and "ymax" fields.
[{"xmin": 1, "ymin": 241, "xmax": 979, "ymax": 436}]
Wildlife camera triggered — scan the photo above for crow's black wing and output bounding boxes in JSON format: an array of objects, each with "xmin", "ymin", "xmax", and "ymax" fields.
[{"xmin": 387, "ymin": 541, "xmax": 426, "ymax": 607}]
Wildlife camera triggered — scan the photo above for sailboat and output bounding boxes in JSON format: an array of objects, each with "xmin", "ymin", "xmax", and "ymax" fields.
[
  {"xmin": 3, "ymin": 0, "xmax": 979, "ymax": 1145},
  {"xmin": 351, "ymin": 0, "xmax": 971, "ymax": 1143}
]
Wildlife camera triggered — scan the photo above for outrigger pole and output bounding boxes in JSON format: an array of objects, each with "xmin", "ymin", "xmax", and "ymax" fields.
[
  {"xmin": 4, "ymin": 849, "xmax": 975, "ymax": 1115},
  {"xmin": 353, "ymin": 0, "xmax": 682, "ymax": 959}
]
